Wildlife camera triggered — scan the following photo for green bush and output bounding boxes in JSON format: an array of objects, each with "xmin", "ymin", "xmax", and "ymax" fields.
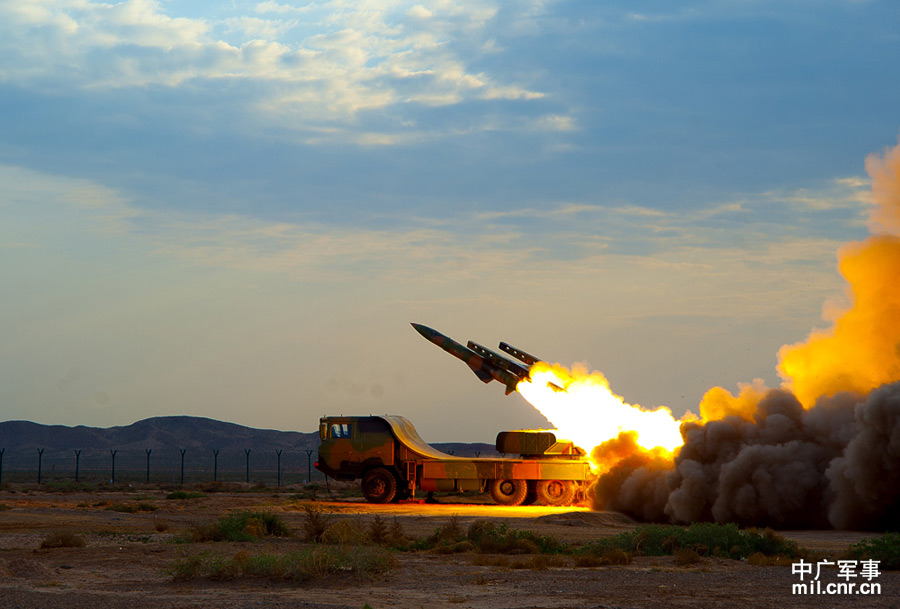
[
  {"xmin": 467, "ymin": 520, "xmax": 569, "ymax": 555},
  {"xmin": 578, "ymin": 523, "xmax": 798, "ymax": 560},
  {"xmin": 848, "ymin": 533, "xmax": 900, "ymax": 570},
  {"xmin": 188, "ymin": 511, "xmax": 291, "ymax": 543},
  {"xmin": 43, "ymin": 481, "xmax": 95, "ymax": 493},
  {"xmin": 166, "ymin": 491, "xmax": 207, "ymax": 500},
  {"xmin": 169, "ymin": 546, "xmax": 397, "ymax": 582}
]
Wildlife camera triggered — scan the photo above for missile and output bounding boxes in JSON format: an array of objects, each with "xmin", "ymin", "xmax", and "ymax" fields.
[{"xmin": 410, "ymin": 323, "xmax": 565, "ymax": 394}]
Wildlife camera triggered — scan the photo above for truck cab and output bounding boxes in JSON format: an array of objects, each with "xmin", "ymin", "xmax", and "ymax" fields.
[{"xmin": 317, "ymin": 416, "xmax": 395, "ymax": 481}]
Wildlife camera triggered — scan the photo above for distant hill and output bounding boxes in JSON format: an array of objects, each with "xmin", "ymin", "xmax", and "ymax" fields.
[
  {"xmin": 0, "ymin": 416, "xmax": 318, "ymax": 453},
  {"xmin": 0, "ymin": 416, "xmax": 497, "ymax": 482}
]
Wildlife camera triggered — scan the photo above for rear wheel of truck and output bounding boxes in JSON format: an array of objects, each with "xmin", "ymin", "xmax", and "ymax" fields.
[
  {"xmin": 362, "ymin": 467, "xmax": 398, "ymax": 503},
  {"xmin": 489, "ymin": 479, "xmax": 528, "ymax": 506},
  {"xmin": 536, "ymin": 480, "xmax": 576, "ymax": 506}
]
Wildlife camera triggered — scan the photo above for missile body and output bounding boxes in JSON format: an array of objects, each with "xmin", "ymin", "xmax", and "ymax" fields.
[
  {"xmin": 411, "ymin": 323, "xmax": 521, "ymax": 394},
  {"xmin": 410, "ymin": 323, "xmax": 563, "ymax": 395}
]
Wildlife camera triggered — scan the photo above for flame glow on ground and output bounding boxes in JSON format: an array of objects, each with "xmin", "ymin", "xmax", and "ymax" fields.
[{"xmin": 516, "ymin": 361, "xmax": 685, "ymax": 471}]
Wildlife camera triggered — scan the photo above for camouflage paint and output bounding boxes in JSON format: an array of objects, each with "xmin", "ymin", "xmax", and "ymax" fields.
[{"xmin": 316, "ymin": 415, "xmax": 593, "ymax": 503}]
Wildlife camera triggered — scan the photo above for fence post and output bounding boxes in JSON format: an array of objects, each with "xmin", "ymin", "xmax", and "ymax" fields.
[
  {"xmin": 74, "ymin": 450, "xmax": 81, "ymax": 482},
  {"xmin": 306, "ymin": 449, "xmax": 314, "ymax": 483},
  {"xmin": 275, "ymin": 449, "xmax": 282, "ymax": 487},
  {"xmin": 37, "ymin": 448, "xmax": 44, "ymax": 484},
  {"xmin": 0, "ymin": 448, "xmax": 4, "ymax": 486},
  {"xmin": 145, "ymin": 449, "xmax": 152, "ymax": 483},
  {"xmin": 180, "ymin": 449, "xmax": 186, "ymax": 485},
  {"xmin": 244, "ymin": 449, "xmax": 251, "ymax": 483},
  {"xmin": 110, "ymin": 449, "xmax": 117, "ymax": 484},
  {"xmin": 212, "ymin": 449, "xmax": 219, "ymax": 482}
]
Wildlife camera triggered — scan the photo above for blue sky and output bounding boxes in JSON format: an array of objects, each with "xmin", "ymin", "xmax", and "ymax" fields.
[{"xmin": 1, "ymin": 0, "xmax": 898, "ymax": 441}]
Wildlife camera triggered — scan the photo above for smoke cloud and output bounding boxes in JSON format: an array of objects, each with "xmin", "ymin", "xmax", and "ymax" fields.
[{"xmin": 589, "ymin": 138, "xmax": 900, "ymax": 530}]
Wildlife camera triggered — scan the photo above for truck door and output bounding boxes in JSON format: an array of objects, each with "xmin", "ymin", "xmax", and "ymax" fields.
[{"xmin": 355, "ymin": 417, "xmax": 394, "ymax": 467}]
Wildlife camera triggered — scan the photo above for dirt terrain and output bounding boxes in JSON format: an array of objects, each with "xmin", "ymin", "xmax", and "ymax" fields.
[{"xmin": 0, "ymin": 486, "xmax": 895, "ymax": 608}]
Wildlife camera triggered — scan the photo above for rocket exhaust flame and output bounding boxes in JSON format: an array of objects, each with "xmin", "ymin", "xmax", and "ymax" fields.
[
  {"xmin": 413, "ymin": 139, "xmax": 900, "ymax": 529},
  {"xmin": 516, "ymin": 362, "xmax": 684, "ymax": 472},
  {"xmin": 587, "ymin": 138, "xmax": 900, "ymax": 529}
]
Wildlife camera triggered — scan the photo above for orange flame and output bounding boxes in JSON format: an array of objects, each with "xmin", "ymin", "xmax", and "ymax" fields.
[
  {"xmin": 695, "ymin": 139, "xmax": 900, "ymax": 418},
  {"xmin": 518, "ymin": 140, "xmax": 900, "ymax": 478},
  {"xmin": 516, "ymin": 361, "xmax": 685, "ymax": 471}
]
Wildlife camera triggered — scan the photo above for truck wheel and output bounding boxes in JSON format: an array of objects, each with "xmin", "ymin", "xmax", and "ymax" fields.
[
  {"xmin": 489, "ymin": 479, "xmax": 528, "ymax": 506},
  {"xmin": 362, "ymin": 467, "xmax": 398, "ymax": 504},
  {"xmin": 536, "ymin": 480, "xmax": 576, "ymax": 506}
]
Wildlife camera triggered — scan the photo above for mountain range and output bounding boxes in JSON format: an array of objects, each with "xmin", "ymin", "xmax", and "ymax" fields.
[{"xmin": 0, "ymin": 416, "xmax": 498, "ymax": 472}]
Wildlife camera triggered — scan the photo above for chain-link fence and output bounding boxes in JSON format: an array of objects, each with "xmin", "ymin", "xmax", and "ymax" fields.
[{"xmin": 0, "ymin": 446, "xmax": 324, "ymax": 486}]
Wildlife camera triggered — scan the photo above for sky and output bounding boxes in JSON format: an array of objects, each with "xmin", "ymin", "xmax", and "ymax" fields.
[{"xmin": 1, "ymin": 0, "xmax": 899, "ymax": 442}]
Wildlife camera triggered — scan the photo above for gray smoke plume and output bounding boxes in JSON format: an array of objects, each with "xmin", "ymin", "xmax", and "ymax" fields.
[{"xmin": 589, "ymin": 381, "xmax": 900, "ymax": 530}]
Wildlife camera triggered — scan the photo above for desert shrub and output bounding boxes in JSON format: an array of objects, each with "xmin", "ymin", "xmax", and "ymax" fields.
[
  {"xmin": 44, "ymin": 481, "xmax": 95, "ymax": 493},
  {"xmin": 847, "ymin": 533, "xmax": 900, "ymax": 570},
  {"xmin": 386, "ymin": 517, "xmax": 409, "ymax": 547},
  {"xmin": 430, "ymin": 540, "xmax": 475, "ymax": 554},
  {"xmin": 40, "ymin": 531, "xmax": 87, "ymax": 549},
  {"xmin": 743, "ymin": 528, "xmax": 799, "ymax": 557},
  {"xmin": 322, "ymin": 520, "xmax": 368, "ymax": 545},
  {"xmin": 572, "ymin": 548, "xmax": 632, "ymax": 567},
  {"xmin": 188, "ymin": 511, "xmax": 290, "ymax": 543},
  {"xmin": 166, "ymin": 491, "xmax": 207, "ymax": 500},
  {"xmin": 0, "ymin": 504, "xmax": 11, "ymax": 511},
  {"xmin": 153, "ymin": 519, "xmax": 170, "ymax": 533},
  {"xmin": 169, "ymin": 546, "xmax": 397, "ymax": 582},
  {"xmin": 601, "ymin": 548, "xmax": 632, "ymax": 565},
  {"xmin": 406, "ymin": 515, "xmax": 466, "ymax": 551},
  {"xmin": 470, "ymin": 554, "xmax": 510, "ymax": 568},
  {"xmin": 367, "ymin": 515, "xmax": 388, "ymax": 545},
  {"xmin": 364, "ymin": 516, "xmax": 409, "ymax": 547},
  {"xmin": 674, "ymin": 548, "xmax": 703, "ymax": 566},
  {"xmin": 578, "ymin": 523, "xmax": 797, "ymax": 560},
  {"xmin": 301, "ymin": 504, "xmax": 332, "ymax": 542},
  {"xmin": 746, "ymin": 552, "xmax": 793, "ymax": 567},
  {"xmin": 429, "ymin": 514, "xmax": 464, "ymax": 545},
  {"xmin": 467, "ymin": 520, "xmax": 568, "ymax": 555},
  {"xmin": 105, "ymin": 502, "xmax": 159, "ymax": 513},
  {"xmin": 573, "ymin": 554, "xmax": 602, "ymax": 567},
  {"xmin": 510, "ymin": 554, "xmax": 568, "ymax": 570}
]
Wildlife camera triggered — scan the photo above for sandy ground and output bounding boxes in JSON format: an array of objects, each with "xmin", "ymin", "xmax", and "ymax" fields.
[{"xmin": 0, "ymin": 487, "xmax": 896, "ymax": 608}]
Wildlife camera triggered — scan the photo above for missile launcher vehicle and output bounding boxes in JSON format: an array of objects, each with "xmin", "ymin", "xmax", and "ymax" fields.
[{"xmin": 316, "ymin": 415, "xmax": 592, "ymax": 506}]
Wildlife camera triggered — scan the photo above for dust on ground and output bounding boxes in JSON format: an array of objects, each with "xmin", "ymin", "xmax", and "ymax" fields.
[{"xmin": 0, "ymin": 487, "xmax": 894, "ymax": 608}]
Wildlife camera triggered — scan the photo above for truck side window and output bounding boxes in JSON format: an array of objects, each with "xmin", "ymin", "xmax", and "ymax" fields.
[
  {"xmin": 331, "ymin": 423, "xmax": 352, "ymax": 438},
  {"xmin": 358, "ymin": 418, "xmax": 389, "ymax": 433}
]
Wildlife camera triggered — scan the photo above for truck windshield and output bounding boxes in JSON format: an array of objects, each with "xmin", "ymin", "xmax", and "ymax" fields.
[{"xmin": 331, "ymin": 423, "xmax": 352, "ymax": 438}]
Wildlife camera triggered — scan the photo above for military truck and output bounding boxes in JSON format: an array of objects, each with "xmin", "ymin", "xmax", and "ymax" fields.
[{"xmin": 315, "ymin": 415, "xmax": 593, "ymax": 506}]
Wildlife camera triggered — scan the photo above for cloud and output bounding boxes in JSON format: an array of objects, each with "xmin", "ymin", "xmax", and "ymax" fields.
[
  {"xmin": 0, "ymin": 0, "xmax": 545, "ymax": 136},
  {"xmin": 0, "ymin": 162, "xmax": 866, "ymax": 432}
]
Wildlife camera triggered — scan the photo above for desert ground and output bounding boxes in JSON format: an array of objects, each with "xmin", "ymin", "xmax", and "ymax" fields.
[{"xmin": 0, "ymin": 483, "xmax": 896, "ymax": 609}]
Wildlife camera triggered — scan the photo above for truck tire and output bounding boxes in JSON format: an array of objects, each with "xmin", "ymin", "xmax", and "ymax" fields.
[
  {"xmin": 535, "ymin": 480, "xmax": 576, "ymax": 506},
  {"xmin": 489, "ymin": 479, "xmax": 528, "ymax": 506},
  {"xmin": 362, "ymin": 467, "xmax": 398, "ymax": 503}
]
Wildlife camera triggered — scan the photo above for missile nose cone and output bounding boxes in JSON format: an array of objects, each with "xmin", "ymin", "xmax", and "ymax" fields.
[{"xmin": 410, "ymin": 322, "xmax": 437, "ymax": 340}]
